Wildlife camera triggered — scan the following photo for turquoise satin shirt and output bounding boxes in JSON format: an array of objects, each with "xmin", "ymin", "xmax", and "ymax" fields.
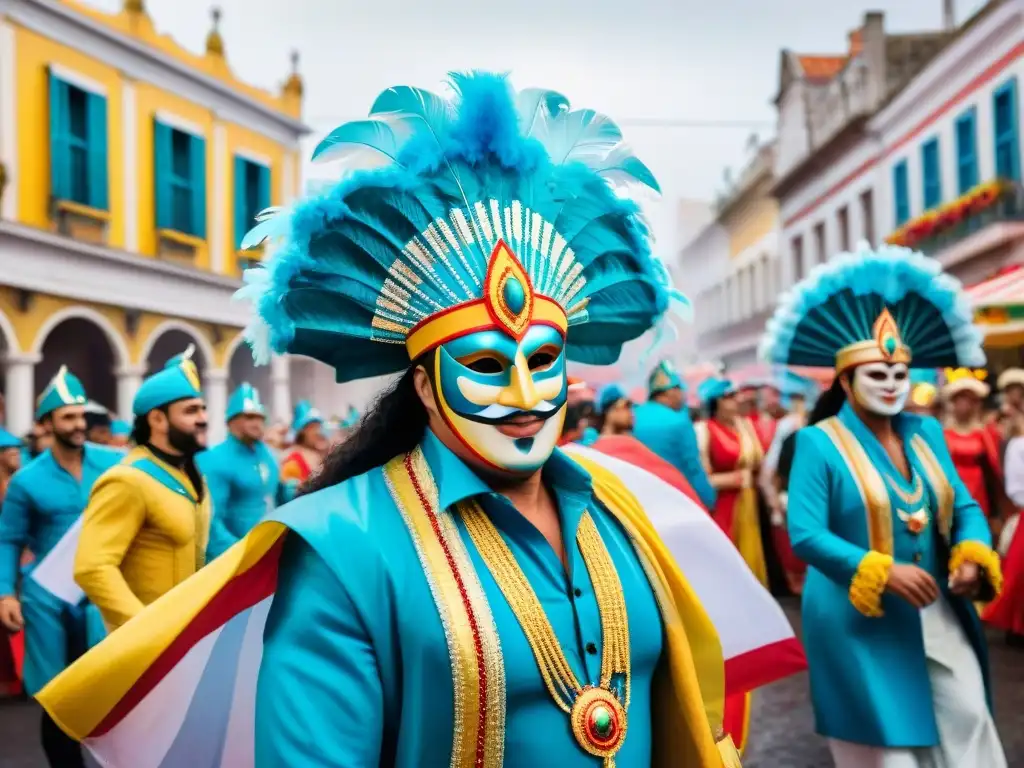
[
  {"xmin": 199, "ymin": 436, "xmax": 280, "ymax": 561},
  {"xmin": 632, "ymin": 401, "xmax": 716, "ymax": 509},
  {"xmin": 0, "ymin": 444, "xmax": 122, "ymax": 596},
  {"xmin": 256, "ymin": 430, "xmax": 663, "ymax": 767},
  {"xmin": 789, "ymin": 404, "xmax": 992, "ymax": 748},
  {"xmin": 0, "ymin": 444, "xmax": 122, "ymax": 693}
]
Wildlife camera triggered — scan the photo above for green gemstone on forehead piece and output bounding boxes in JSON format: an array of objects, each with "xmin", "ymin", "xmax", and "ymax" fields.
[
  {"xmin": 884, "ymin": 335, "xmax": 897, "ymax": 356},
  {"xmin": 591, "ymin": 705, "xmax": 613, "ymax": 737},
  {"xmin": 503, "ymin": 275, "xmax": 526, "ymax": 315}
]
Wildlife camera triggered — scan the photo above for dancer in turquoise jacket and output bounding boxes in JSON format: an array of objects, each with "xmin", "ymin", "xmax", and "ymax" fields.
[
  {"xmin": 760, "ymin": 242, "xmax": 1006, "ymax": 767},
  {"xmin": 633, "ymin": 359, "xmax": 717, "ymax": 509},
  {"xmin": 199, "ymin": 383, "xmax": 280, "ymax": 560}
]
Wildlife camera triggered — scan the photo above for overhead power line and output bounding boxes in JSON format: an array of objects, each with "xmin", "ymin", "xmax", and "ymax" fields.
[{"xmin": 303, "ymin": 115, "xmax": 774, "ymax": 130}]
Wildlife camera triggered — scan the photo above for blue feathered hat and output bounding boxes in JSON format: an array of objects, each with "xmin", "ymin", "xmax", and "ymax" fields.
[
  {"xmin": 759, "ymin": 242, "xmax": 984, "ymax": 373},
  {"xmin": 697, "ymin": 377, "xmax": 735, "ymax": 405},
  {"xmin": 133, "ymin": 346, "xmax": 204, "ymax": 416},
  {"xmin": 36, "ymin": 366, "xmax": 88, "ymax": 420},
  {"xmin": 596, "ymin": 383, "xmax": 631, "ymax": 414},
  {"xmin": 648, "ymin": 359, "xmax": 683, "ymax": 395},
  {"xmin": 292, "ymin": 400, "xmax": 322, "ymax": 433},
  {"xmin": 237, "ymin": 72, "xmax": 686, "ymax": 383},
  {"xmin": 226, "ymin": 383, "xmax": 266, "ymax": 421}
]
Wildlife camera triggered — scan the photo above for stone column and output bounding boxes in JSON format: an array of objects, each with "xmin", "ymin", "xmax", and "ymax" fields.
[
  {"xmin": 271, "ymin": 355, "xmax": 291, "ymax": 427},
  {"xmin": 3, "ymin": 353, "xmax": 40, "ymax": 436},
  {"xmin": 204, "ymin": 368, "xmax": 229, "ymax": 445},
  {"xmin": 115, "ymin": 364, "xmax": 147, "ymax": 423}
]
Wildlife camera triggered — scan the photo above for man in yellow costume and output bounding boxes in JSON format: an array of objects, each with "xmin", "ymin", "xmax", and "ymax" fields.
[
  {"xmin": 39, "ymin": 73, "xmax": 803, "ymax": 767},
  {"xmin": 73, "ymin": 347, "xmax": 210, "ymax": 631}
]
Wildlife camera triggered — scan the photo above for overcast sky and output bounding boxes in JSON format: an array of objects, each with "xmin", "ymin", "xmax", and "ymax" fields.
[{"xmin": 88, "ymin": 0, "xmax": 987, "ymax": 253}]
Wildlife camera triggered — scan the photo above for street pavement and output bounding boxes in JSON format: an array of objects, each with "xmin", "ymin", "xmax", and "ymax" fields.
[{"xmin": 0, "ymin": 599, "xmax": 1021, "ymax": 767}]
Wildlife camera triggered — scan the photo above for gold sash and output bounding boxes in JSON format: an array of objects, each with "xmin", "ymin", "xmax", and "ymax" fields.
[{"xmin": 383, "ymin": 447, "xmax": 736, "ymax": 767}]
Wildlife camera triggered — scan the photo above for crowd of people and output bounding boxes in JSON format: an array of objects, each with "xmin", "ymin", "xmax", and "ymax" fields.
[
  {"xmin": 0, "ymin": 361, "xmax": 351, "ymax": 765},
  {"xmin": 0, "ymin": 69, "xmax": 1015, "ymax": 768}
]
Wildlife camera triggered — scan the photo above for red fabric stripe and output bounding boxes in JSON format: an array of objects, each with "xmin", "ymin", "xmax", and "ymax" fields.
[
  {"xmin": 724, "ymin": 636, "xmax": 806, "ymax": 696},
  {"xmin": 92, "ymin": 537, "xmax": 286, "ymax": 737}
]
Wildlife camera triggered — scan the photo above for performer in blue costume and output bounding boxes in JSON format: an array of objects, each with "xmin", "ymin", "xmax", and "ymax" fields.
[
  {"xmin": 0, "ymin": 366, "xmax": 120, "ymax": 768},
  {"xmin": 200, "ymin": 383, "xmax": 280, "ymax": 560},
  {"xmin": 633, "ymin": 359, "xmax": 717, "ymax": 509},
  {"xmin": 219, "ymin": 72, "xmax": 733, "ymax": 766},
  {"xmin": 760, "ymin": 243, "xmax": 1007, "ymax": 767}
]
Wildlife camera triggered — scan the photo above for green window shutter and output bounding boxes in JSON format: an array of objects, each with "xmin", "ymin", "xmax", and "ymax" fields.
[
  {"xmin": 190, "ymin": 134, "xmax": 207, "ymax": 238},
  {"xmin": 86, "ymin": 92, "xmax": 109, "ymax": 210},
  {"xmin": 154, "ymin": 120, "xmax": 173, "ymax": 229},
  {"xmin": 258, "ymin": 163, "xmax": 271, "ymax": 212},
  {"xmin": 48, "ymin": 71, "xmax": 70, "ymax": 202},
  {"xmin": 233, "ymin": 156, "xmax": 247, "ymax": 249}
]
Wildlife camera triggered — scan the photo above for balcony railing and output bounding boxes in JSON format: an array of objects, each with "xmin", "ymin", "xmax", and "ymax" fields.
[{"xmin": 887, "ymin": 180, "xmax": 1024, "ymax": 255}]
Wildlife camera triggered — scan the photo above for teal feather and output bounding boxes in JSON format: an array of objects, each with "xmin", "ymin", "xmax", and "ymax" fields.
[
  {"xmin": 237, "ymin": 71, "xmax": 676, "ymax": 382},
  {"xmin": 759, "ymin": 242, "xmax": 984, "ymax": 370}
]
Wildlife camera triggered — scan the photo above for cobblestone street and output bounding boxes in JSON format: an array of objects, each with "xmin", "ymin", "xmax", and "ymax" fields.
[{"xmin": 1, "ymin": 600, "xmax": 1022, "ymax": 767}]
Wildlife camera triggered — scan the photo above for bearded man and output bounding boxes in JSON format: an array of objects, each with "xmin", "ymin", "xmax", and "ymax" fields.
[
  {"xmin": 73, "ymin": 347, "xmax": 210, "ymax": 632},
  {"xmin": 0, "ymin": 367, "xmax": 120, "ymax": 767}
]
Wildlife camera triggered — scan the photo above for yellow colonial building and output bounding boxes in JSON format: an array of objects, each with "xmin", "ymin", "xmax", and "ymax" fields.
[{"xmin": 0, "ymin": 0, "xmax": 309, "ymax": 439}]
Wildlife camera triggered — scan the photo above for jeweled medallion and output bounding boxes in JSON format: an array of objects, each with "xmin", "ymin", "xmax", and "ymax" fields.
[{"xmin": 570, "ymin": 686, "xmax": 627, "ymax": 766}]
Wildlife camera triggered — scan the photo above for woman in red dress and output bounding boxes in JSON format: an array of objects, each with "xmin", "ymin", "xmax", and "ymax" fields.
[
  {"xmin": 695, "ymin": 377, "xmax": 767, "ymax": 586},
  {"xmin": 942, "ymin": 370, "xmax": 1003, "ymax": 519}
]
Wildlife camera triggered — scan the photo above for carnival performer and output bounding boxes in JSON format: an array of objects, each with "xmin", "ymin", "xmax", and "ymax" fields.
[
  {"xmin": 985, "ymin": 428, "xmax": 1024, "ymax": 645},
  {"xmin": 695, "ymin": 377, "xmax": 767, "ymax": 586},
  {"xmin": 0, "ymin": 426, "xmax": 22, "ymax": 504},
  {"xmin": 278, "ymin": 400, "xmax": 325, "ymax": 496},
  {"xmin": 760, "ymin": 242, "xmax": 1006, "ymax": 767},
  {"xmin": 942, "ymin": 368, "xmax": 1003, "ymax": 520},
  {"xmin": 0, "ymin": 367, "xmax": 121, "ymax": 768},
  {"xmin": 738, "ymin": 379, "xmax": 778, "ymax": 452},
  {"xmin": 73, "ymin": 348, "xmax": 210, "ymax": 632},
  {"xmin": 31, "ymin": 71, "xmax": 802, "ymax": 768},
  {"xmin": 758, "ymin": 370, "xmax": 814, "ymax": 595},
  {"xmin": 906, "ymin": 369, "xmax": 941, "ymax": 418},
  {"xmin": 109, "ymin": 419, "xmax": 132, "ymax": 449},
  {"xmin": 200, "ymin": 383, "xmax": 280, "ymax": 561},
  {"xmin": 634, "ymin": 359, "xmax": 717, "ymax": 509}
]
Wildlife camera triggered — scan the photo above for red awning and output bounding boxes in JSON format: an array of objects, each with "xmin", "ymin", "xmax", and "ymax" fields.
[{"xmin": 967, "ymin": 265, "xmax": 1024, "ymax": 308}]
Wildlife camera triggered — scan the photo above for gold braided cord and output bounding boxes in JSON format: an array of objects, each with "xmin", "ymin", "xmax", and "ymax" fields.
[
  {"xmin": 459, "ymin": 503, "xmax": 631, "ymax": 713},
  {"xmin": 884, "ymin": 472, "xmax": 924, "ymax": 506}
]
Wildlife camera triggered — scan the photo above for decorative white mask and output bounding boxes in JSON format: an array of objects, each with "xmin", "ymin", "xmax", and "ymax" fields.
[{"xmin": 852, "ymin": 362, "xmax": 910, "ymax": 416}]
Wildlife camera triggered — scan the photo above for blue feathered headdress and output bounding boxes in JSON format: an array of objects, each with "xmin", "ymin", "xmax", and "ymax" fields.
[
  {"xmin": 237, "ymin": 72, "xmax": 685, "ymax": 382},
  {"xmin": 759, "ymin": 242, "xmax": 984, "ymax": 372}
]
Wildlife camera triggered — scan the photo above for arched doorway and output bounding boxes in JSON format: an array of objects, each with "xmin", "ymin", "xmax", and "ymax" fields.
[
  {"xmin": 144, "ymin": 328, "xmax": 209, "ymax": 381},
  {"xmin": 227, "ymin": 336, "xmax": 271, "ymax": 404},
  {"xmin": 35, "ymin": 318, "xmax": 118, "ymax": 411}
]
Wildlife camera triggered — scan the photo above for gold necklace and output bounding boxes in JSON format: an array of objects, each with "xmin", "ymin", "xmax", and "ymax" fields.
[
  {"xmin": 884, "ymin": 471, "xmax": 923, "ymax": 506},
  {"xmin": 460, "ymin": 502, "xmax": 630, "ymax": 767}
]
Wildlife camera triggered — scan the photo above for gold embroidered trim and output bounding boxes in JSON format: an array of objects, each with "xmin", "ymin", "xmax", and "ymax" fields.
[
  {"xmin": 383, "ymin": 450, "xmax": 506, "ymax": 768},
  {"xmin": 909, "ymin": 435, "xmax": 954, "ymax": 542},
  {"xmin": 461, "ymin": 503, "xmax": 630, "ymax": 766},
  {"xmin": 818, "ymin": 418, "xmax": 893, "ymax": 555}
]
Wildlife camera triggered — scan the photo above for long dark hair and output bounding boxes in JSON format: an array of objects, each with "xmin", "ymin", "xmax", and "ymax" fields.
[
  {"xmin": 301, "ymin": 360, "xmax": 430, "ymax": 494},
  {"xmin": 809, "ymin": 375, "xmax": 848, "ymax": 425}
]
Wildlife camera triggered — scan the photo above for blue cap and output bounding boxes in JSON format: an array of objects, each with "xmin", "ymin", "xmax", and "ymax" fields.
[
  {"xmin": 697, "ymin": 376, "xmax": 735, "ymax": 405},
  {"xmin": 648, "ymin": 360, "xmax": 683, "ymax": 395},
  {"xmin": 596, "ymin": 383, "xmax": 630, "ymax": 414},
  {"xmin": 910, "ymin": 368, "xmax": 940, "ymax": 386},
  {"xmin": 226, "ymin": 383, "xmax": 266, "ymax": 421},
  {"xmin": 132, "ymin": 345, "xmax": 204, "ymax": 416},
  {"xmin": 111, "ymin": 419, "xmax": 132, "ymax": 437},
  {"xmin": 0, "ymin": 428, "xmax": 22, "ymax": 449},
  {"xmin": 292, "ymin": 400, "xmax": 323, "ymax": 433},
  {"xmin": 35, "ymin": 366, "xmax": 88, "ymax": 420}
]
